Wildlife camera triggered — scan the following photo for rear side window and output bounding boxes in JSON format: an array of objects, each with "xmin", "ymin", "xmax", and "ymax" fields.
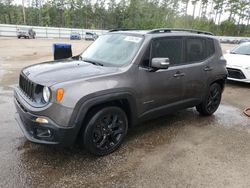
[
  {"xmin": 207, "ymin": 38, "xmax": 215, "ymax": 57},
  {"xmin": 186, "ymin": 38, "xmax": 206, "ymax": 63},
  {"xmin": 152, "ymin": 38, "xmax": 182, "ymax": 65}
]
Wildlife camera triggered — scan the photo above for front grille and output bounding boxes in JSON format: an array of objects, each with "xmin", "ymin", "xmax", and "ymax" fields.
[
  {"xmin": 227, "ymin": 68, "xmax": 246, "ymax": 79},
  {"xmin": 19, "ymin": 74, "xmax": 36, "ymax": 100}
]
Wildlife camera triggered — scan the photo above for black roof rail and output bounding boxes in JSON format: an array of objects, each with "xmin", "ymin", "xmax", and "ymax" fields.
[{"xmin": 147, "ymin": 28, "xmax": 214, "ymax": 36}]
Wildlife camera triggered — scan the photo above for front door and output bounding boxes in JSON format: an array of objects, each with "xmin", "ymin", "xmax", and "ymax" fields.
[{"xmin": 137, "ymin": 37, "xmax": 186, "ymax": 116}]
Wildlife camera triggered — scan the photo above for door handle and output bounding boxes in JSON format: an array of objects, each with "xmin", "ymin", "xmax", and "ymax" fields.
[
  {"xmin": 173, "ymin": 71, "xmax": 185, "ymax": 78},
  {"xmin": 204, "ymin": 66, "xmax": 213, "ymax": 71}
]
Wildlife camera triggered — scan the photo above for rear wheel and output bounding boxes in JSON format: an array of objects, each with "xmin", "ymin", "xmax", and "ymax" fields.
[
  {"xmin": 196, "ymin": 83, "xmax": 222, "ymax": 116},
  {"xmin": 83, "ymin": 106, "xmax": 128, "ymax": 156}
]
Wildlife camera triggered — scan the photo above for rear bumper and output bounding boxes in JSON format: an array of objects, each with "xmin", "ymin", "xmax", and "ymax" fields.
[{"xmin": 14, "ymin": 98, "xmax": 77, "ymax": 146}]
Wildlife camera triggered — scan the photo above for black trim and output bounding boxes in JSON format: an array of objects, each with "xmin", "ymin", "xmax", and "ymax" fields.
[
  {"xmin": 139, "ymin": 98, "xmax": 201, "ymax": 122},
  {"xmin": 69, "ymin": 90, "xmax": 138, "ymax": 131},
  {"xmin": 148, "ymin": 28, "xmax": 214, "ymax": 35},
  {"xmin": 227, "ymin": 68, "xmax": 246, "ymax": 79}
]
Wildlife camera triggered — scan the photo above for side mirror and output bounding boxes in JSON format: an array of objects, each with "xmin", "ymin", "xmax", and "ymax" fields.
[{"xmin": 151, "ymin": 58, "xmax": 170, "ymax": 69}]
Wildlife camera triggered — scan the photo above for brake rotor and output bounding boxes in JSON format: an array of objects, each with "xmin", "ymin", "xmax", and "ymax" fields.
[{"xmin": 244, "ymin": 108, "xmax": 250, "ymax": 117}]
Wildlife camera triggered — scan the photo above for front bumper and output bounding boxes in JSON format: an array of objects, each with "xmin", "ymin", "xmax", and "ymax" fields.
[
  {"xmin": 226, "ymin": 66, "xmax": 250, "ymax": 83},
  {"xmin": 227, "ymin": 77, "xmax": 250, "ymax": 83},
  {"xmin": 14, "ymin": 97, "xmax": 77, "ymax": 146}
]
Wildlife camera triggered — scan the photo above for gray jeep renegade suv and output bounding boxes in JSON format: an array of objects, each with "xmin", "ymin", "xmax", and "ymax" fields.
[{"xmin": 14, "ymin": 28, "xmax": 227, "ymax": 155}]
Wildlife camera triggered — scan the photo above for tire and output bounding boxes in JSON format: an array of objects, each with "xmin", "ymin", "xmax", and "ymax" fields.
[
  {"xmin": 83, "ymin": 106, "xmax": 128, "ymax": 156},
  {"xmin": 196, "ymin": 83, "xmax": 222, "ymax": 116},
  {"xmin": 18, "ymin": 36, "xmax": 20, "ymax": 39}
]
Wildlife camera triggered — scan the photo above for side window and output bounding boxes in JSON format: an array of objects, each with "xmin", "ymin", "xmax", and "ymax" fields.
[
  {"xmin": 152, "ymin": 38, "xmax": 182, "ymax": 65},
  {"xmin": 186, "ymin": 38, "xmax": 206, "ymax": 63},
  {"xmin": 207, "ymin": 38, "xmax": 215, "ymax": 57}
]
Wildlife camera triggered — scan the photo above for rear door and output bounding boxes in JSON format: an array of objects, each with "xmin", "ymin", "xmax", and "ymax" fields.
[{"xmin": 182, "ymin": 37, "xmax": 215, "ymax": 101}]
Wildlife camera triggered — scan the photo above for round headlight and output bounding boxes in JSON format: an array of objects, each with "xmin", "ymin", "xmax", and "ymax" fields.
[{"xmin": 43, "ymin": 86, "xmax": 51, "ymax": 103}]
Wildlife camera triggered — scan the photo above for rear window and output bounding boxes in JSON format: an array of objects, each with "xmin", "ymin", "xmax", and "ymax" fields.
[
  {"xmin": 207, "ymin": 38, "xmax": 215, "ymax": 57},
  {"xmin": 186, "ymin": 38, "xmax": 206, "ymax": 63}
]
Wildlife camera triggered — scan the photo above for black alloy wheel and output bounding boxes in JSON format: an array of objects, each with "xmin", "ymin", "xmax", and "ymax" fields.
[
  {"xmin": 196, "ymin": 83, "xmax": 222, "ymax": 116},
  {"xmin": 83, "ymin": 106, "xmax": 128, "ymax": 156},
  {"xmin": 206, "ymin": 84, "xmax": 221, "ymax": 113}
]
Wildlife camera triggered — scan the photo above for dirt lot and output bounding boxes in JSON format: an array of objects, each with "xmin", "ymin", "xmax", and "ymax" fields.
[{"xmin": 0, "ymin": 38, "xmax": 250, "ymax": 188}]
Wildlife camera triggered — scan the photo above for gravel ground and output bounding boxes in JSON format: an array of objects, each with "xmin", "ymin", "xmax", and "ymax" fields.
[{"xmin": 0, "ymin": 38, "xmax": 250, "ymax": 188}]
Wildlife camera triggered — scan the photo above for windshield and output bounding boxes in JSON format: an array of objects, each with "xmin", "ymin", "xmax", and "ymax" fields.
[
  {"xmin": 231, "ymin": 43, "xmax": 250, "ymax": 55},
  {"xmin": 81, "ymin": 34, "xmax": 143, "ymax": 67}
]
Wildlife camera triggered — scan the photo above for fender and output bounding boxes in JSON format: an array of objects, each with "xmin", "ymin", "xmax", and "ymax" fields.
[
  {"xmin": 208, "ymin": 74, "xmax": 227, "ymax": 89},
  {"xmin": 68, "ymin": 89, "xmax": 138, "ymax": 134},
  {"xmin": 200, "ymin": 73, "xmax": 227, "ymax": 102}
]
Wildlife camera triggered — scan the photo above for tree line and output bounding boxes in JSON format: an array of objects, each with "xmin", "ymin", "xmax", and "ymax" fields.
[{"xmin": 0, "ymin": 0, "xmax": 250, "ymax": 36}]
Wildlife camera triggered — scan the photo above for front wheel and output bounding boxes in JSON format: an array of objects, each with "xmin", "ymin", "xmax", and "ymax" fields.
[
  {"xmin": 196, "ymin": 83, "xmax": 222, "ymax": 116},
  {"xmin": 83, "ymin": 106, "xmax": 128, "ymax": 156}
]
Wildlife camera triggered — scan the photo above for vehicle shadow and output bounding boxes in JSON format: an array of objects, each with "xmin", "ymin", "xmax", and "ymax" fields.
[
  {"xmin": 17, "ymin": 108, "xmax": 212, "ymax": 159},
  {"xmin": 226, "ymin": 80, "xmax": 250, "ymax": 88},
  {"xmin": 15, "ymin": 109, "xmax": 216, "ymax": 187}
]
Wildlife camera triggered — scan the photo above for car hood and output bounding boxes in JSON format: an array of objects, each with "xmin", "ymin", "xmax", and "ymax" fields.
[
  {"xmin": 224, "ymin": 53, "xmax": 250, "ymax": 68},
  {"xmin": 22, "ymin": 59, "xmax": 119, "ymax": 86}
]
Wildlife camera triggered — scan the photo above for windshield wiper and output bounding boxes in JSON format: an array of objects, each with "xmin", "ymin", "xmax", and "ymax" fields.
[
  {"xmin": 85, "ymin": 60, "xmax": 104, "ymax": 66},
  {"xmin": 80, "ymin": 57, "xmax": 104, "ymax": 66}
]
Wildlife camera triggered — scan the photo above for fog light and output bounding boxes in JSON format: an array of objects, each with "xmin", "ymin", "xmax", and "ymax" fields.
[
  {"xmin": 35, "ymin": 117, "xmax": 49, "ymax": 124},
  {"xmin": 36, "ymin": 128, "xmax": 52, "ymax": 138}
]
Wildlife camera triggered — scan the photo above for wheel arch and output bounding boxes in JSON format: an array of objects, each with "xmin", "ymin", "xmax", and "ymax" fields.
[
  {"xmin": 210, "ymin": 76, "xmax": 227, "ymax": 91},
  {"xmin": 69, "ymin": 91, "xmax": 138, "ymax": 139}
]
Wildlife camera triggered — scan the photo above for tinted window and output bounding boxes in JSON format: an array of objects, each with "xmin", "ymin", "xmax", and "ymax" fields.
[
  {"xmin": 152, "ymin": 38, "xmax": 182, "ymax": 65},
  {"xmin": 186, "ymin": 38, "xmax": 206, "ymax": 62},
  {"xmin": 207, "ymin": 38, "xmax": 215, "ymax": 56}
]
